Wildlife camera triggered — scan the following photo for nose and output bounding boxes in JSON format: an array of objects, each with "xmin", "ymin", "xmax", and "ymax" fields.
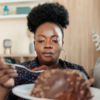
[{"xmin": 44, "ymin": 41, "xmax": 53, "ymax": 49}]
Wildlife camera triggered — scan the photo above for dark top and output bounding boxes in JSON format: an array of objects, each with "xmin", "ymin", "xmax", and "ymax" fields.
[{"xmin": 7, "ymin": 57, "xmax": 90, "ymax": 100}]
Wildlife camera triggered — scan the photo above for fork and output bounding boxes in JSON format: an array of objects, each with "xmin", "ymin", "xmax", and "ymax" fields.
[{"xmin": 4, "ymin": 63, "xmax": 44, "ymax": 73}]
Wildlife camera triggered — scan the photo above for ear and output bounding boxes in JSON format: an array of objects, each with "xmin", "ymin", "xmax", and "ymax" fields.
[
  {"xmin": 34, "ymin": 41, "xmax": 36, "ymax": 50},
  {"xmin": 62, "ymin": 40, "xmax": 64, "ymax": 47}
]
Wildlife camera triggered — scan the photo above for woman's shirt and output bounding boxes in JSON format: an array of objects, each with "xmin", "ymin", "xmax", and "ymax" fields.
[{"xmin": 7, "ymin": 57, "xmax": 90, "ymax": 100}]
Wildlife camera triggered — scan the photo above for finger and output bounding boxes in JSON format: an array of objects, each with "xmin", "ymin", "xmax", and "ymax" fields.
[
  {"xmin": 88, "ymin": 78, "xmax": 94, "ymax": 86},
  {"xmin": 0, "ymin": 64, "xmax": 15, "ymax": 70},
  {"xmin": 0, "ymin": 69, "xmax": 17, "ymax": 78},
  {"xmin": 32, "ymin": 68, "xmax": 41, "ymax": 71},
  {"xmin": 41, "ymin": 65, "xmax": 48, "ymax": 70},
  {"xmin": 0, "ymin": 73, "xmax": 18, "ymax": 85}
]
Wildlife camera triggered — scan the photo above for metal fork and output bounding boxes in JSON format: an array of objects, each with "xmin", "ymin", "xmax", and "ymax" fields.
[{"xmin": 4, "ymin": 63, "xmax": 44, "ymax": 73}]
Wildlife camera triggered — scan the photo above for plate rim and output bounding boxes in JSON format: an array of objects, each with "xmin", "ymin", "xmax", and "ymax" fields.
[
  {"xmin": 12, "ymin": 83, "xmax": 100, "ymax": 100},
  {"xmin": 12, "ymin": 83, "xmax": 52, "ymax": 100}
]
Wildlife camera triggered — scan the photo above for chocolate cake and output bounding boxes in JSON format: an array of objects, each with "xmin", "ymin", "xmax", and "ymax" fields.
[{"xmin": 30, "ymin": 69, "xmax": 93, "ymax": 100}]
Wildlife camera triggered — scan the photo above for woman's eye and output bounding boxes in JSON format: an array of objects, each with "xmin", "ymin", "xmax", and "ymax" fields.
[
  {"xmin": 38, "ymin": 40, "xmax": 45, "ymax": 43},
  {"xmin": 52, "ymin": 40, "xmax": 58, "ymax": 43}
]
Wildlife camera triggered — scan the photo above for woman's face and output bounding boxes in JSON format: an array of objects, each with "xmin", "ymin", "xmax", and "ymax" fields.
[{"xmin": 34, "ymin": 22, "xmax": 64, "ymax": 64}]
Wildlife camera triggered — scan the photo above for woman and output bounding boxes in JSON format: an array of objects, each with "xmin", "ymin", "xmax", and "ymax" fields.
[{"xmin": 0, "ymin": 3, "xmax": 94, "ymax": 100}]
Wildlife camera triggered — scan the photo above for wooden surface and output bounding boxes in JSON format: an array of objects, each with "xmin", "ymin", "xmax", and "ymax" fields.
[
  {"xmin": 0, "ymin": 54, "xmax": 35, "ymax": 63},
  {"xmin": 53, "ymin": 0, "xmax": 100, "ymax": 77}
]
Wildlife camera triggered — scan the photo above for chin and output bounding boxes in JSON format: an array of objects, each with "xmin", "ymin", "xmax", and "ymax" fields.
[
  {"xmin": 42, "ymin": 57, "xmax": 54, "ymax": 64},
  {"xmin": 44, "ymin": 59, "xmax": 53, "ymax": 63}
]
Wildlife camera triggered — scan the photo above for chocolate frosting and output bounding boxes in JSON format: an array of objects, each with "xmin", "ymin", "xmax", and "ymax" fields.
[{"xmin": 30, "ymin": 69, "xmax": 93, "ymax": 100}]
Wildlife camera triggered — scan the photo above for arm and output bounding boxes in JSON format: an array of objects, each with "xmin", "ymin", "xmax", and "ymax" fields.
[
  {"xmin": 77, "ymin": 65, "xmax": 90, "ymax": 79},
  {"xmin": 0, "ymin": 59, "xmax": 18, "ymax": 100},
  {"xmin": 76, "ymin": 65, "xmax": 94, "ymax": 86},
  {"xmin": 0, "ymin": 86, "xmax": 10, "ymax": 100},
  {"xmin": 78, "ymin": 66, "xmax": 94, "ymax": 86},
  {"xmin": 65, "ymin": 61, "xmax": 94, "ymax": 86}
]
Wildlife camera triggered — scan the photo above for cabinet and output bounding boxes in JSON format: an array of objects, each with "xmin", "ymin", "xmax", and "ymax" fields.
[{"xmin": 0, "ymin": 0, "xmax": 52, "ymax": 63}]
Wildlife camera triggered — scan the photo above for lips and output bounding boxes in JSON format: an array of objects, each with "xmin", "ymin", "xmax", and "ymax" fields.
[{"xmin": 43, "ymin": 52, "xmax": 53, "ymax": 57}]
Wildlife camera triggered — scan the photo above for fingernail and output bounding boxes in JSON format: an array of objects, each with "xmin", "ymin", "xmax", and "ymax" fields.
[
  {"xmin": 11, "ymin": 65, "xmax": 15, "ymax": 68},
  {"xmin": 15, "ymin": 73, "xmax": 18, "ymax": 76},
  {"xmin": 9, "ymin": 73, "xmax": 18, "ymax": 78},
  {"xmin": 12, "ymin": 70, "xmax": 17, "ymax": 72}
]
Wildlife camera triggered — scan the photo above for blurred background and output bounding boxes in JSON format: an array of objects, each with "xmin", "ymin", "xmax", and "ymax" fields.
[{"xmin": 0, "ymin": 0, "xmax": 100, "ymax": 78}]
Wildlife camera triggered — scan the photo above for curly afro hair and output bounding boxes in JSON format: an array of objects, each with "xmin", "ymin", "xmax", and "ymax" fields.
[{"xmin": 27, "ymin": 2, "xmax": 69, "ymax": 38}]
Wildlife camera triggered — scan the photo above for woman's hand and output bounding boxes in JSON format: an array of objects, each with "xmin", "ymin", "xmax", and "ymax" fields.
[
  {"xmin": 32, "ymin": 65, "xmax": 49, "ymax": 71},
  {"xmin": 88, "ymin": 78, "xmax": 94, "ymax": 86},
  {"xmin": 0, "ymin": 59, "xmax": 18, "ymax": 88},
  {"xmin": 0, "ymin": 59, "xmax": 18, "ymax": 100}
]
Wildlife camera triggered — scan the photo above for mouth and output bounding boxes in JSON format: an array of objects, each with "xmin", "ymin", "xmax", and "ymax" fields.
[{"xmin": 43, "ymin": 51, "xmax": 53, "ymax": 57}]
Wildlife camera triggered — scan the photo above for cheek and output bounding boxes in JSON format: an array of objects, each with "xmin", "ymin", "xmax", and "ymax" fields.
[
  {"xmin": 56, "ymin": 42, "xmax": 63, "ymax": 50},
  {"xmin": 54, "ymin": 44, "xmax": 62, "ymax": 54},
  {"xmin": 54, "ymin": 42, "xmax": 63, "ymax": 55},
  {"xmin": 35, "ymin": 42, "xmax": 44, "ymax": 53}
]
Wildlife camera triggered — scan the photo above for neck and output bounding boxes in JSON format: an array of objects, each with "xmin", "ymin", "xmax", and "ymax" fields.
[{"xmin": 37, "ymin": 58, "xmax": 61, "ymax": 69}]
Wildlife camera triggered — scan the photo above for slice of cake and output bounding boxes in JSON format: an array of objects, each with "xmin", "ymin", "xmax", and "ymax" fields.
[{"xmin": 30, "ymin": 69, "xmax": 93, "ymax": 100}]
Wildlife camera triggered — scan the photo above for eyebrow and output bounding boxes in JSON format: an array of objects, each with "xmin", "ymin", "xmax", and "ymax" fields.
[
  {"xmin": 38, "ymin": 35, "xmax": 58, "ymax": 37},
  {"xmin": 38, "ymin": 35, "xmax": 45, "ymax": 37},
  {"xmin": 52, "ymin": 35, "xmax": 58, "ymax": 37}
]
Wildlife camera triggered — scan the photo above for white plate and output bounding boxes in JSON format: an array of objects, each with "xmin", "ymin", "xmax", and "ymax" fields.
[
  {"xmin": 12, "ymin": 84, "xmax": 100, "ymax": 100},
  {"xmin": 12, "ymin": 84, "xmax": 52, "ymax": 100}
]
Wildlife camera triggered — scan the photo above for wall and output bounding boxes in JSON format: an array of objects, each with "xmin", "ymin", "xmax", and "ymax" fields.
[
  {"xmin": 0, "ymin": 1, "xmax": 47, "ymax": 54},
  {"xmin": 54, "ymin": 0, "xmax": 100, "ymax": 77},
  {"xmin": 0, "ymin": 0, "xmax": 100, "ymax": 77}
]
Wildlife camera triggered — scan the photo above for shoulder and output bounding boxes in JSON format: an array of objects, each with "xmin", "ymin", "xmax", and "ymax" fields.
[
  {"xmin": 64, "ymin": 61, "xmax": 83, "ymax": 69},
  {"xmin": 64, "ymin": 61, "xmax": 90, "ymax": 79}
]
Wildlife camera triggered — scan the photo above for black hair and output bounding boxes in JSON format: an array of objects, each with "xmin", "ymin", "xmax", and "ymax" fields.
[{"xmin": 27, "ymin": 2, "xmax": 69, "ymax": 39}]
